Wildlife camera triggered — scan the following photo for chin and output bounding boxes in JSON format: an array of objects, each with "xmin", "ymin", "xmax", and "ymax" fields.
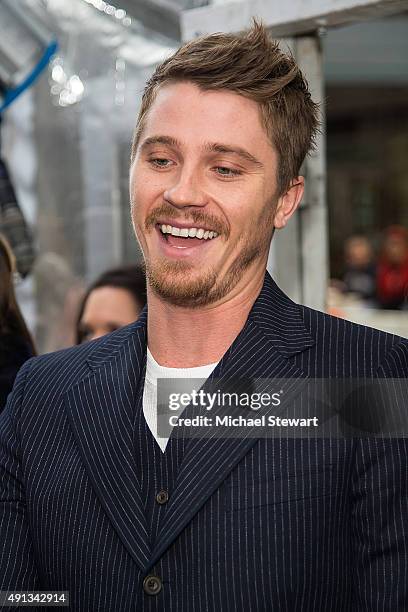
[
  {"xmin": 147, "ymin": 265, "xmax": 219, "ymax": 308},
  {"xmin": 145, "ymin": 240, "xmax": 265, "ymax": 308}
]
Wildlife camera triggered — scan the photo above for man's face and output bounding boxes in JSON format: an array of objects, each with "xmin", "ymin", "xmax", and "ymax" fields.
[{"xmin": 130, "ymin": 82, "xmax": 292, "ymax": 307}]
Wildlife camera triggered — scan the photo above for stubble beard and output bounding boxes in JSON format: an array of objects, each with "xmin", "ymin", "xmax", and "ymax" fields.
[{"xmin": 144, "ymin": 230, "xmax": 273, "ymax": 308}]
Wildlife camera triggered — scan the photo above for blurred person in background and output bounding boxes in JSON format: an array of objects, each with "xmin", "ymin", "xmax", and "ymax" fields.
[
  {"xmin": 0, "ymin": 235, "xmax": 36, "ymax": 412},
  {"xmin": 377, "ymin": 225, "xmax": 408, "ymax": 310},
  {"xmin": 342, "ymin": 234, "xmax": 377, "ymax": 305},
  {"xmin": 75, "ymin": 264, "xmax": 147, "ymax": 344}
]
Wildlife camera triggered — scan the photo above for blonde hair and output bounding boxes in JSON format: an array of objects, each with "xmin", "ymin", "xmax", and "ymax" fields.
[{"xmin": 132, "ymin": 21, "xmax": 320, "ymax": 196}]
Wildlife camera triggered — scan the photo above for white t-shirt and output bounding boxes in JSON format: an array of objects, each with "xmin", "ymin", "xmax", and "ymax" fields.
[{"xmin": 142, "ymin": 347, "xmax": 218, "ymax": 452}]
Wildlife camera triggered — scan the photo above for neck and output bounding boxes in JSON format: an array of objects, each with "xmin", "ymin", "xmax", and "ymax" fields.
[{"xmin": 147, "ymin": 268, "xmax": 266, "ymax": 368}]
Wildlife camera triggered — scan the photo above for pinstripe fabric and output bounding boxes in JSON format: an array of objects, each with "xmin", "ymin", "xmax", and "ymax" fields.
[{"xmin": 0, "ymin": 272, "xmax": 407, "ymax": 611}]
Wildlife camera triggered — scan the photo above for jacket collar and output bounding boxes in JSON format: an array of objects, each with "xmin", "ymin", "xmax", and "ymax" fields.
[
  {"xmin": 85, "ymin": 271, "xmax": 314, "ymax": 373},
  {"xmin": 249, "ymin": 272, "xmax": 315, "ymax": 357},
  {"xmin": 86, "ymin": 305, "xmax": 148, "ymax": 371}
]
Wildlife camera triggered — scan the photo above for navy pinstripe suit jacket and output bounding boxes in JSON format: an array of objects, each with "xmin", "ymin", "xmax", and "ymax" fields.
[{"xmin": 1, "ymin": 272, "xmax": 407, "ymax": 611}]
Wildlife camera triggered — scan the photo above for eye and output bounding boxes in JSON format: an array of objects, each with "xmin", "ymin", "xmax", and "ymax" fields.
[
  {"xmin": 214, "ymin": 166, "xmax": 242, "ymax": 177},
  {"xmin": 149, "ymin": 158, "xmax": 173, "ymax": 169}
]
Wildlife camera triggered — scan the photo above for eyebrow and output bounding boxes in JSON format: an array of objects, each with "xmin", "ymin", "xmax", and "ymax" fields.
[
  {"xmin": 206, "ymin": 143, "xmax": 264, "ymax": 168},
  {"xmin": 140, "ymin": 135, "xmax": 181, "ymax": 150},
  {"xmin": 140, "ymin": 135, "xmax": 264, "ymax": 168}
]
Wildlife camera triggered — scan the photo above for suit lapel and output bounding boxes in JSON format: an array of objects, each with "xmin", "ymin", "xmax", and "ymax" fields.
[
  {"xmin": 64, "ymin": 312, "xmax": 151, "ymax": 571},
  {"xmin": 149, "ymin": 273, "xmax": 316, "ymax": 568}
]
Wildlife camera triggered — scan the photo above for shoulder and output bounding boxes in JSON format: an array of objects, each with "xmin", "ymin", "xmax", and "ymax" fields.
[
  {"xmin": 18, "ymin": 320, "xmax": 143, "ymax": 396},
  {"xmin": 298, "ymin": 304, "xmax": 408, "ymax": 376}
]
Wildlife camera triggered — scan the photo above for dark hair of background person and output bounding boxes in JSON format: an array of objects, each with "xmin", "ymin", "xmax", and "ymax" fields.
[
  {"xmin": 75, "ymin": 265, "xmax": 147, "ymax": 344},
  {"xmin": 0, "ymin": 234, "xmax": 36, "ymax": 351},
  {"xmin": 0, "ymin": 234, "xmax": 36, "ymax": 411},
  {"xmin": 131, "ymin": 20, "xmax": 320, "ymax": 197}
]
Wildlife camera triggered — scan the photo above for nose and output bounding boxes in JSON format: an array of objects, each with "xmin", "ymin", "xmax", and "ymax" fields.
[{"xmin": 163, "ymin": 165, "xmax": 208, "ymax": 209}]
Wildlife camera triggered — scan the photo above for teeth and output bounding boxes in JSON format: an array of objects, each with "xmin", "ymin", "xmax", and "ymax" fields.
[{"xmin": 159, "ymin": 224, "xmax": 218, "ymax": 240}]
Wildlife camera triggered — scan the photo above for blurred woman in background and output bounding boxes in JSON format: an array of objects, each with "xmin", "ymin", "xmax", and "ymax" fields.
[
  {"xmin": 0, "ymin": 234, "xmax": 36, "ymax": 412},
  {"xmin": 75, "ymin": 265, "xmax": 146, "ymax": 344}
]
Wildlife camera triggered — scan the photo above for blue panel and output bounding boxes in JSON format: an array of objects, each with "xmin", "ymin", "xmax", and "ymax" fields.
[{"xmin": 0, "ymin": 40, "xmax": 58, "ymax": 114}]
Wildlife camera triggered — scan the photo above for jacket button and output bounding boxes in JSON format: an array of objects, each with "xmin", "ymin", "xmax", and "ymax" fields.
[
  {"xmin": 156, "ymin": 490, "xmax": 169, "ymax": 505},
  {"xmin": 143, "ymin": 575, "xmax": 162, "ymax": 595}
]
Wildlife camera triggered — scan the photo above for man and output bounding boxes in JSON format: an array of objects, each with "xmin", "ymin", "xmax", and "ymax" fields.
[{"xmin": 1, "ymin": 23, "xmax": 407, "ymax": 612}]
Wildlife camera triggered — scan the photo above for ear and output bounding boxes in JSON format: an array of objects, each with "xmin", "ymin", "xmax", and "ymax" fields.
[{"xmin": 273, "ymin": 177, "xmax": 304, "ymax": 229}]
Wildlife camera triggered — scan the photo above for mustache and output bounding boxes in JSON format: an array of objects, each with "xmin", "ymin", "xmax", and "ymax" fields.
[{"xmin": 144, "ymin": 203, "xmax": 229, "ymax": 237}]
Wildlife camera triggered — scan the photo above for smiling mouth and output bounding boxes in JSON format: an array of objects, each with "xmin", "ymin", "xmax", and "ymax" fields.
[
  {"xmin": 159, "ymin": 223, "xmax": 218, "ymax": 240},
  {"xmin": 157, "ymin": 223, "xmax": 219, "ymax": 248}
]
